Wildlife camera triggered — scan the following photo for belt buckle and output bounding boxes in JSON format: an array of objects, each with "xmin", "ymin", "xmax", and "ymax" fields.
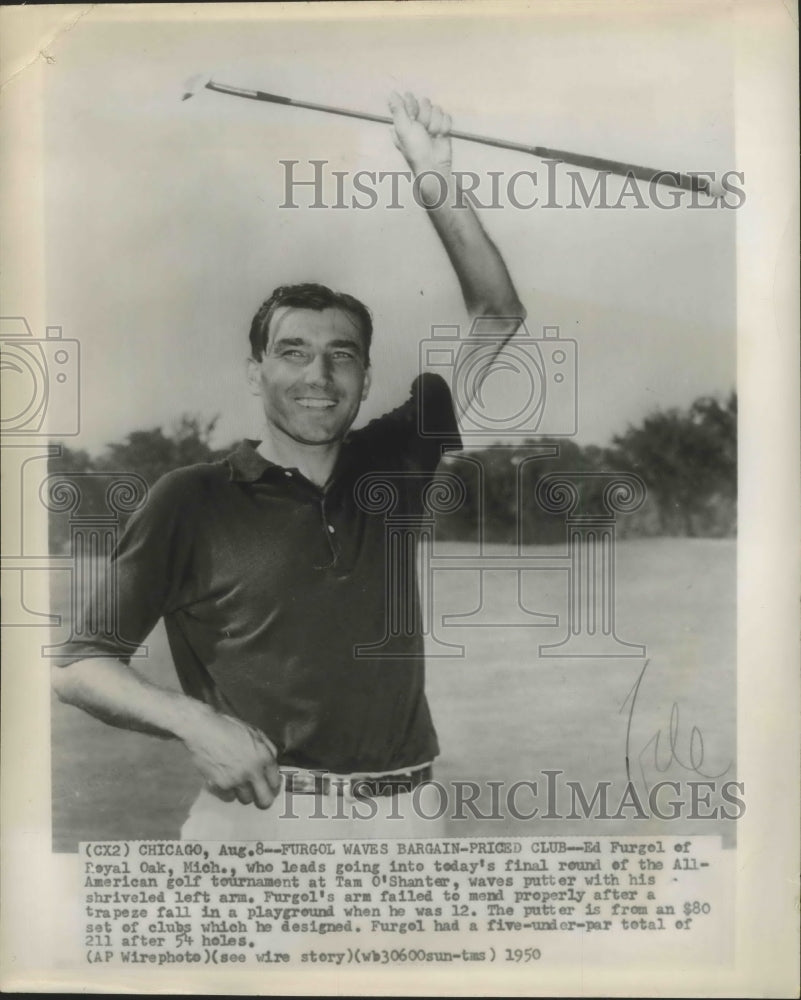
[
  {"xmin": 329, "ymin": 774, "xmax": 352, "ymax": 798},
  {"xmin": 284, "ymin": 769, "xmax": 321, "ymax": 795},
  {"xmin": 284, "ymin": 765, "xmax": 428, "ymax": 798}
]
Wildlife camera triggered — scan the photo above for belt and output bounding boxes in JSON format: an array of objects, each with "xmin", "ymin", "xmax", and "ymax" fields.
[{"xmin": 282, "ymin": 764, "xmax": 433, "ymax": 798}]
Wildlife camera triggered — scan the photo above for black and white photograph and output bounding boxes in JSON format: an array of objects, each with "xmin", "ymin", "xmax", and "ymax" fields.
[{"xmin": 1, "ymin": 1, "xmax": 798, "ymax": 995}]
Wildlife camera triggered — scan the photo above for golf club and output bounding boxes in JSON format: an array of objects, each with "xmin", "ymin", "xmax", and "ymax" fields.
[{"xmin": 183, "ymin": 74, "xmax": 713, "ymax": 195}]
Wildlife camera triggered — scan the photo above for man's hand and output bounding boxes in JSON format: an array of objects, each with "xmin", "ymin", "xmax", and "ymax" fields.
[
  {"xmin": 386, "ymin": 89, "xmax": 525, "ymax": 403},
  {"xmin": 52, "ymin": 657, "xmax": 283, "ymax": 810},
  {"xmin": 389, "ymin": 91, "xmax": 452, "ymax": 180},
  {"xmin": 180, "ymin": 709, "xmax": 282, "ymax": 809}
]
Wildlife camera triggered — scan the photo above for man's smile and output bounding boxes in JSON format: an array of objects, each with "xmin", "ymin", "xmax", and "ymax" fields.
[{"xmin": 295, "ymin": 397, "xmax": 338, "ymax": 409}]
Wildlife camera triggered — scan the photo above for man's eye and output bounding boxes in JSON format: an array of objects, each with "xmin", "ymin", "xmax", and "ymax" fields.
[
  {"xmin": 282, "ymin": 350, "xmax": 307, "ymax": 359},
  {"xmin": 332, "ymin": 351, "xmax": 357, "ymax": 361}
]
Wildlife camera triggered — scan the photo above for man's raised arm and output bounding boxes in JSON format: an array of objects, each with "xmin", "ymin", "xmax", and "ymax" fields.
[{"xmin": 388, "ymin": 91, "xmax": 527, "ymax": 333}]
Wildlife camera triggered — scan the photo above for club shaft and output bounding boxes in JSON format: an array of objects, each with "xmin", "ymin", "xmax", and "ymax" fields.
[{"xmin": 205, "ymin": 80, "xmax": 709, "ymax": 193}]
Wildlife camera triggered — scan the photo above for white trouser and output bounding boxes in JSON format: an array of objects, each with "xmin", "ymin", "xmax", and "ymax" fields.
[{"xmin": 181, "ymin": 782, "xmax": 448, "ymax": 841}]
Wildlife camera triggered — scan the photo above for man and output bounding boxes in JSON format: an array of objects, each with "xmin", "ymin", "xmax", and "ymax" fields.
[{"xmin": 52, "ymin": 92, "xmax": 525, "ymax": 839}]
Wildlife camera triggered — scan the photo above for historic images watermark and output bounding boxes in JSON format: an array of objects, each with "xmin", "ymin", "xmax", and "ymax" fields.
[
  {"xmin": 273, "ymin": 774, "xmax": 745, "ymax": 824},
  {"xmin": 354, "ymin": 316, "xmax": 646, "ymax": 661},
  {"xmin": 419, "ymin": 319, "xmax": 577, "ymax": 438},
  {"xmin": 1, "ymin": 317, "xmax": 86, "ymax": 633},
  {"xmin": 278, "ymin": 161, "xmax": 746, "ymax": 212},
  {"xmin": 0, "ymin": 316, "xmax": 148, "ymax": 650},
  {"xmin": 0, "ymin": 317, "xmax": 81, "ymax": 438}
]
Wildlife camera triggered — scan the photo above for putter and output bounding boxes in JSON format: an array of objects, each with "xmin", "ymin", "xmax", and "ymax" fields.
[{"xmin": 183, "ymin": 74, "xmax": 713, "ymax": 195}]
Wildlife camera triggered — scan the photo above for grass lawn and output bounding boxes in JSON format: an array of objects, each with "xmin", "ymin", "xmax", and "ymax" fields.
[{"xmin": 51, "ymin": 537, "xmax": 735, "ymax": 850}]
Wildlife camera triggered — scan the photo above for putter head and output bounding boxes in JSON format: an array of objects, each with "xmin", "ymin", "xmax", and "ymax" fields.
[
  {"xmin": 706, "ymin": 176, "xmax": 726, "ymax": 203},
  {"xmin": 182, "ymin": 73, "xmax": 212, "ymax": 101}
]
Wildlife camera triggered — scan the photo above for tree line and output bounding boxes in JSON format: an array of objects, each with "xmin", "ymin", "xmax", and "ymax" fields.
[
  {"xmin": 47, "ymin": 393, "xmax": 736, "ymax": 551},
  {"xmin": 438, "ymin": 392, "xmax": 736, "ymax": 543}
]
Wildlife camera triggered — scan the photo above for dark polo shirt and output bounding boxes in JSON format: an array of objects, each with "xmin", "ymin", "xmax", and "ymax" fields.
[{"xmin": 57, "ymin": 374, "xmax": 461, "ymax": 774}]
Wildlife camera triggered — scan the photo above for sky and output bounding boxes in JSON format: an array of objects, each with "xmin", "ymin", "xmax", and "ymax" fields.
[{"xmin": 41, "ymin": 3, "xmax": 737, "ymax": 454}]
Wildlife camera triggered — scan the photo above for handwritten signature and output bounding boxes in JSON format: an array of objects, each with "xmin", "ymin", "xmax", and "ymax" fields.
[{"xmin": 620, "ymin": 658, "xmax": 732, "ymax": 796}]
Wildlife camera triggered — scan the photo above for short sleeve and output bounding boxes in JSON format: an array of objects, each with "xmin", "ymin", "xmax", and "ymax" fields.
[
  {"xmin": 51, "ymin": 468, "xmax": 197, "ymax": 667},
  {"xmin": 352, "ymin": 373, "xmax": 462, "ymax": 474}
]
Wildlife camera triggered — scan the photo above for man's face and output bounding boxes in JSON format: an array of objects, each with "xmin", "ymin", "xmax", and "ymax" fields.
[{"xmin": 247, "ymin": 306, "xmax": 371, "ymax": 447}]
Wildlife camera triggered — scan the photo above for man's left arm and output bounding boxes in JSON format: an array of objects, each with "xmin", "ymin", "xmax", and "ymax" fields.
[{"xmin": 389, "ymin": 91, "xmax": 527, "ymax": 362}]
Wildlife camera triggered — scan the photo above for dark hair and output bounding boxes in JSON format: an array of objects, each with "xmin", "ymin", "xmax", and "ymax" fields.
[{"xmin": 249, "ymin": 283, "xmax": 373, "ymax": 364}]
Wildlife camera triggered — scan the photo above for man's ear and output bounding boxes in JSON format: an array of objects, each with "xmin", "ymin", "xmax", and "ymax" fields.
[
  {"xmin": 246, "ymin": 357, "xmax": 262, "ymax": 396},
  {"xmin": 361, "ymin": 367, "xmax": 372, "ymax": 400}
]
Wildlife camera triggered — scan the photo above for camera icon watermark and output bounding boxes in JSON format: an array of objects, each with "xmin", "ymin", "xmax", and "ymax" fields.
[
  {"xmin": 419, "ymin": 318, "xmax": 577, "ymax": 437},
  {"xmin": 0, "ymin": 317, "xmax": 81, "ymax": 436}
]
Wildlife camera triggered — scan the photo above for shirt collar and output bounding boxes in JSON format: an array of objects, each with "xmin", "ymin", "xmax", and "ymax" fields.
[
  {"xmin": 225, "ymin": 440, "xmax": 283, "ymax": 483},
  {"xmin": 225, "ymin": 438, "xmax": 355, "ymax": 485}
]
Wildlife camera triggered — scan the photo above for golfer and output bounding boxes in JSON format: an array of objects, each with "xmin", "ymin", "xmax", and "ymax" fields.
[{"xmin": 52, "ymin": 92, "xmax": 525, "ymax": 839}]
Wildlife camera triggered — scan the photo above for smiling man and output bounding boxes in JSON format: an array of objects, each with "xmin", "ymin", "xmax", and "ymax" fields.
[
  {"xmin": 246, "ymin": 290, "xmax": 373, "ymax": 481},
  {"xmin": 52, "ymin": 92, "xmax": 525, "ymax": 839}
]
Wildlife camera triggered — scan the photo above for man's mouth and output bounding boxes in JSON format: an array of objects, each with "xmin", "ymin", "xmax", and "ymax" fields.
[{"xmin": 295, "ymin": 398, "xmax": 337, "ymax": 409}]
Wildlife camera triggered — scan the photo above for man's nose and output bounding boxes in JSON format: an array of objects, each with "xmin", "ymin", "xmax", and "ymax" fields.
[{"xmin": 303, "ymin": 354, "xmax": 333, "ymax": 385}]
